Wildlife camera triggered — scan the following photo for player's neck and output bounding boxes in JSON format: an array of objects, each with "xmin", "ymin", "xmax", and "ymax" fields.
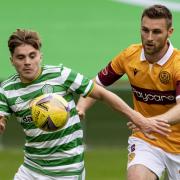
[{"xmin": 145, "ymin": 43, "xmax": 169, "ymax": 64}]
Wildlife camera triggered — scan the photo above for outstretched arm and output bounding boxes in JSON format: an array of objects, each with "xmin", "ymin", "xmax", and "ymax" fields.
[
  {"xmin": 127, "ymin": 100, "xmax": 180, "ymax": 139},
  {"xmin": 149, "ymin": 99, "xmax": 180, "ymax": 125},
  {"xmin": 81, "ymin": 83, "xmax": 170, "ymax": 137},
  {"xmin": 77, "ymin": 96, "xmax": 96, "ymax": 120}
]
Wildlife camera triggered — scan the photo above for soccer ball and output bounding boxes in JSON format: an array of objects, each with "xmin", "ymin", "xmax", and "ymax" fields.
[{"xmin": 30, "ymin": 93, "xmax": 69, "ymax": 132}]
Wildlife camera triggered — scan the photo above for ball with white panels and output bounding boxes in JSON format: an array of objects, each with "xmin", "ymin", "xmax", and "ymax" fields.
[{"xmin": 30, "ymin": 93, "xmax": 69, "ymax": 132}]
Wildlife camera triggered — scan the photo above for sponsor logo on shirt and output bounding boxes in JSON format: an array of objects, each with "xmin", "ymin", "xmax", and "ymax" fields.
[{"xmin": 131, "ymin": 84, "xmax": 176, "ymax": 104}]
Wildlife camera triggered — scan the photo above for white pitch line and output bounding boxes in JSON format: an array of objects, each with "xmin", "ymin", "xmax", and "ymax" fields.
[{"xmin": 113, "ymin": 0, "xmax": 180, "ymax": 11}]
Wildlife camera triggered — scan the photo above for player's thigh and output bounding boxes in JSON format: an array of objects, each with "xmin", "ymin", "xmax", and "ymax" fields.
[
  {"xmin": 128, "ymin": 164, "xmax": 157, "ymax": 180},
  {"xmin": 127, "ymin": 137, "xmax": 165, "ymax": 179},
  {"xmin": 165, "ymin": 153, "xmax": 180, "ymax": 180}
]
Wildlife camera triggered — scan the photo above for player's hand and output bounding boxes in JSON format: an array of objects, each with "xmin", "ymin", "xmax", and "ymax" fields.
[
  {"xmin": 132, "ymin": 112, "xmax": 171, "ymax": 139},
  {"xmin": 127, "ymin": 121, "xmax": 140, "ymax": 131},
  {"xmin": 127, "ymin": 121, "xmax": 157, "ymax": 140},
  {"xmin": 0, "ymin": 117, "xmax": 6, "ymax": 134},
  {"xmin": 76, "ymin": 107, "xmax": 86, "ymax": 120}
]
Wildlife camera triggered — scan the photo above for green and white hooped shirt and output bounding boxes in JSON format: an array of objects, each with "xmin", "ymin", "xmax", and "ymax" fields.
[{"xmin": 0, "ymin": 64, "xmax": 94, "ymax": 177}]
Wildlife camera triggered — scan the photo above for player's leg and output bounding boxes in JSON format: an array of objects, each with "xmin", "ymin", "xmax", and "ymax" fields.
[
  {"xmin": 128, "ymin": 164, "xmax": 157, "ymax": 180},
  {"xmin": 127, "ymin": 137, "xmax": 165, "ymax": 180},
  {"xmin": 165, "ymin": 152, "xmax": 180, "ymax": 180}
]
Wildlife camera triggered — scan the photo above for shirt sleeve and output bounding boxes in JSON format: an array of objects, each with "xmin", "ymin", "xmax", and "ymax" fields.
[
  {"xmin": 0, "ymin": 87, "xmax": 12, "ymax": 116},
  {"xmin": 97, "ymin": 62, "xmax": 123, "ymax": 86},
  {"xmin": 61, "ymin": 66, "xmax": 94, "ymax": 97}
]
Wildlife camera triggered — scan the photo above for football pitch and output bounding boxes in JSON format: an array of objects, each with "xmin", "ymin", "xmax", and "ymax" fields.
[
  {"xmin": 0, "ymin": 148, "xmax": 127, "ymax": 180},
  {"xmin": 0, "ymin": 0, "xmax": 180, "ymax": 80},
  {"xmin": 0, "ymin": 1, "xmax": 178, "ymax": 179},
  {"xmin": 0, "ymin": 148, "xmax": 166, "ymax": 180}
]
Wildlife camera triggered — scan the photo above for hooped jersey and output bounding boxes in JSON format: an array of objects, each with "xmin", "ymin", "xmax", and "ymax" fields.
[
  {"xmin": 97, "ymin": 43, "xmax": 180, "ymax": 154},
  {"xmin": 0, "ymin": 64, "xmax": 94, "ymax": 176}
]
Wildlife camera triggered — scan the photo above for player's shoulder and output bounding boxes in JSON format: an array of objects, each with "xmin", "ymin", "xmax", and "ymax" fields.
[
  {"xmin": 170, "ymin": 49, "xmax": 180, "ymax": 63},
  {"xmin": 42, "ymin": 64, "xmax": 72, "ymax": 72},
  {"xmin": 43, "ymin": 64, "xmax": 63, "ymax": 70},
  {"xmin": 173, "ymin": 48, "xmax": 180, "ymax": 57},
  {"xmin": 42, "ymin": 64, "xmax": 67, "ymax": 74},
  {"xmin": 121, "ymin": 43, "xmax": 142, "ymax": 57},
  {"xmin": 1, "ymin": 74, "xmax": 19, "ymax": 89}
]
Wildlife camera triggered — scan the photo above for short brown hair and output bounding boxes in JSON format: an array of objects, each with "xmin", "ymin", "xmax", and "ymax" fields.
[
  {"xmin": 141, "ymin": 4, "xmax": 172, "ymax": 29},
  {"xmin": 8, "ymin": 29, "xmax": 42, "ymax": 55}
]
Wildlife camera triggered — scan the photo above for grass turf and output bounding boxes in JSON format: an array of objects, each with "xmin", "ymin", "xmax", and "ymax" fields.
[
  {"xmin": 0, "ymin": 148, "xmax": 167, "ymax": 180},
  {"xmin": 0, "ymin": 148, "xmax": 126, "ymax": 180}
]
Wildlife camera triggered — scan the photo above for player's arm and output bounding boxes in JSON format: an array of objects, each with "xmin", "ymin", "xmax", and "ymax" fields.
[
  {"xmin": 77, "ymin": 62, "xmax": 121, "ymax": 119},
  {"xmin": 88, "ymin": 83, "xmax": 170, "ymax": 137},
  {"xmin": 149, "ymin": 99, "xmax": 180, "ymax": 125},
  {"xmin": 0, "ymin": 116, "xmax": 6, "ymax": 134},
  {"xmin": 77, "ymin": 79, "xmax": 97, "ymax": 120}
]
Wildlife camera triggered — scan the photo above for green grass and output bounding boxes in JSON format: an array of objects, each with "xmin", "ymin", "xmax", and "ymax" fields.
[
  {"xmin": 0, "ymin": 148, "xmax": 127, "ymax": 180},
  {"xmin": 0, "ymin": 148, "xmax": 167, "ymax": 180},
  {"xmin": 85, "ymin": 148, "xmax": 127, "ymax": 180},
  {"xmin": 1, "ymin": 0, "xmax": 180, "ymax": 80},
  {"xmin": 0, "ymin": 149, "xmax": 23, "ymax": 180}
]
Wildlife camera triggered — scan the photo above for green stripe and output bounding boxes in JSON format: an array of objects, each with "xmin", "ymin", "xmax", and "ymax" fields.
[
  {"xmin": 26, "ymin": 153, "xmax": 84, "ymax": 167},
  {"xmin": 1, "ymin": 74, "xmax": 19, "ymax": 87},
  {"xmin": 0, "ymin": 104, "xmax": 12, "ymax": 114},
  {"xmin": 8, "ymin": 89, "xmax": 42, "ymax": 106},
  {"xmin": 14, "ymin": 108, "xmax": 31, "ymax": 117},
  {"xmin": 24, "ymin": 163, "xmax": 84, "ymax": 176},
  {"xmin": 61, "ymin": 93, "xmax": 73, "ymax": 102},
  {"xmin": 25, "ymin": 138, "xmax": 83, "ymax": 155},
  {"xmin": 53, "ymin": 85, "xmax": 67, "ymax": 94},
  {"xmin": 75, "ymin": 77, "xmax": 91, "ymax": 95},
  {"xmin": 84, "ymin": 81, "xmax": 94, "ymax": 97},
  {"xmin": 0, "ymin": 92, "xmax": 7, "ymax": 103},
  {"xmin": 63, "ymin": 70, "xmax": 77, "ymax": 89},
  {"xmin": 26, "ymin": 123, "xmax": 82, "ymax": 143},
  {"xmin": 21, "ymin": 121, "xmax": 37, "ymax": 130},
  {"xmin": 4, "ymin": 72, "xmax": 60, "ymax": 90}
]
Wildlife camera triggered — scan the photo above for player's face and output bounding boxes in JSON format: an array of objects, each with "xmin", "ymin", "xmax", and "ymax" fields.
[
  {"xmin": 141, "ymin": 16, "xmax": 173, "ymax": 57},
  {"xmin": 11, "ymin": 44, "xmax": 42, "ymax": 83}
]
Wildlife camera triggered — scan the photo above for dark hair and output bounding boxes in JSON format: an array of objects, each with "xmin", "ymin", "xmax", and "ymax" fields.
[
  {"xmin": 141, "ymin": 4, "xmax": 172, "ymax": 29},
  {"xmin": 8, "ymin": 29, "xmax": 42, "ymax": 55}
]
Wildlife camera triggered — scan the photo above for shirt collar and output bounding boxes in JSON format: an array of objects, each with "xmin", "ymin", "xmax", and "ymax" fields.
[{"xmin": 140, "ymin": 41, "xmax": 174, "ymax": 66}]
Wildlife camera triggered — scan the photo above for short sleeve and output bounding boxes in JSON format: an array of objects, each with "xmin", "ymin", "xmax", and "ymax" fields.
[{"xmin": 61, "ymin": 66, "xmax": 94, "ymax": 97}]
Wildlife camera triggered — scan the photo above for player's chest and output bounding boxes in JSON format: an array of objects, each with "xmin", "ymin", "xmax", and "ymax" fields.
[
  {"xmin": 126, "ymin": 62, "xmax": 174, "ymax": 90},
  {"xmin": 9, "ymin": 82, "xmax": 69, "ymax": 113}
]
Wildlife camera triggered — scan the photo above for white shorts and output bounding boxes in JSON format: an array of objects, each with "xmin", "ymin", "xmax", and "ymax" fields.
[
  {"xmin": 14, "ymin": 165, "xmax": 85, "ymax": 180},
  {"xmin": 127, "ymin": 137, "xmax": 180, "ymax": 180}
]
